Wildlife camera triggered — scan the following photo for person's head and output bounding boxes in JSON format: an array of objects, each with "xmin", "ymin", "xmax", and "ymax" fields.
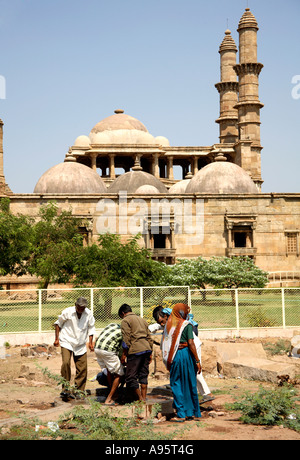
[
  {"xmin": 75, "ymin": 297, "xmax": 88, "ymax": 314},
  {"xmin": 172, "ymin": 303, "xmax": 190, "ymax": 320},
  {"xmin": 153, "ymin": 306, "xmax": 169, "ymax": 327},
  {"xmin": 118, "ymin": 303, "xmax": 132, "ymax": 319}
]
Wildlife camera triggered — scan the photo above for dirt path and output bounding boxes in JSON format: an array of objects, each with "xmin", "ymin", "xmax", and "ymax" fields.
[{"xmin": 0, "ymin": 343, "xmax": 299, "ymax": 440}]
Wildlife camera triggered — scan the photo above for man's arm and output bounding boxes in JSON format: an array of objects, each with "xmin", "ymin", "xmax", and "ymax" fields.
[{"xmin": 54, "ymin": 324, "xmax": 60, "ymax": 347}]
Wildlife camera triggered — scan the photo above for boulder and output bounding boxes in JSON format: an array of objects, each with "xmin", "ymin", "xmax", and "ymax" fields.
[{"xmin": 223, "ymin": 357, "xmax": 297, "ymax": 383}]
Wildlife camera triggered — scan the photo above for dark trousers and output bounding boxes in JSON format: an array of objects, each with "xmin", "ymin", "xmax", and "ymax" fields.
[
  {"xmin": 125, "ymin": 352, "xmax": 151, "ymax": 390},
  {"xmin": 61, "ymin": 347, "xmax": 87, "ymax": 392}
]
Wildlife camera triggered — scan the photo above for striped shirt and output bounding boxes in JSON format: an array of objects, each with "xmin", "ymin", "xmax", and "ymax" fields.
[{"xmin": 95, "ymin": 323, "xmax": 122, "ymax": 353}]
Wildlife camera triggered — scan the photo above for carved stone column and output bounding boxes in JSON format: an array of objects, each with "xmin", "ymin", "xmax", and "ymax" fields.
[
  {"xmin": 90, "ymin": 153, "xmax": 98, "ymax": 172},
  {"xmin": 109, "ymin": 154, "xmax": 116, "ymax": 179},
  {"xmin": 152, "ymin": 153, "xmax": 160, "ymax": 178},
  {"xmin": 167, "ymin": 156, "xmax": 174, "ymax": 180}
]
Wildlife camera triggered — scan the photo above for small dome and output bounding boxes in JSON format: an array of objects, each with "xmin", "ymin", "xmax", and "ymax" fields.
[
  {"xmin": 155, "ymin": 136, "xmax": 170, "ymax": 147},
  {"xmin": 185, "ymin": 160, "xmax": 258, "ymax": 194},
  {"xmin": 91, "ymin": 110, "xmax": 148, "ymax": 135},
  {"xmin": 107, "ymin": 171, "xmax": 167, "ymax": 194},
  {"xmin": 73, "ymin": 135, "xmax": 90, "ymax": 147},
  {"xmin": 168, "ymin": 179, "xmax": 191, "ymax": 194},
  {"xmin": 135, "ymin": 185, "xmax": 160, "ymax": 194},
  {"xmin": 34, "ymin": 162, "xmax": 107, "ymax": 194}
]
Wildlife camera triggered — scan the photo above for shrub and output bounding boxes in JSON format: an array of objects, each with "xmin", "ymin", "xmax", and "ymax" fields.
[{"xmin": 228, "ymin": 385, "xmax": 300, "ymax": 431}]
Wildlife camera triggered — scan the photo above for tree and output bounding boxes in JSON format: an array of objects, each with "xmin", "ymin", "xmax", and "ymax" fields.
[
  {"xmin": 206, "ymin": 256, "xmax": 269, "ymax": 290},
  {"xmin": 27, "ymin": 202, "xmax": 83, "ymax": 290},
  {"xmin": 158, "ymin": 257, "xmax": 210, "ymax": 289},
  {"xmin": 0, "ymin": 198, "xmax": 33, "ymax": 276},
  {"xmin": 158, "ymin": 256, "xmax": 268, "ymax": 291},
  {"xmin": 73, "ymin": 233, "xmax": 165, "ymax": 317},
  {"xmin": 73, "ymin": 233, "xmax": 164, "ymax": 288}
]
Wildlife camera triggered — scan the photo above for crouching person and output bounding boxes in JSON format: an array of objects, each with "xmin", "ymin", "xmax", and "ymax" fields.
[{"xmin": 94, "ymin": 323, "xmax": 124, "ymax": 405}]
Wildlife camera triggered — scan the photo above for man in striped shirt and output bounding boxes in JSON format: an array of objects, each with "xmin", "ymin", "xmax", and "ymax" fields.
[{"xmin": 94, "ymin": 323, "xmax": 124, "ymax": 405}]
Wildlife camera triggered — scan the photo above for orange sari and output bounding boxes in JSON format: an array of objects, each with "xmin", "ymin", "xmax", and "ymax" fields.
[{"xmin": 161, "ymin": 303, "xmax": 190, "ymax": 371}]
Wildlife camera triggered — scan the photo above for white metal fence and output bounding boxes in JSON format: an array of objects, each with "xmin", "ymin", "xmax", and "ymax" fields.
[{"xmin": 0, "ymin": 286, "xmax": 299, "ymax": 335}]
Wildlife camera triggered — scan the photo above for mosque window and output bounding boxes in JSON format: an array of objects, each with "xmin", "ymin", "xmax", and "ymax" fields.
[{"xmin": 286, "ymin": 232, "xmax": 298, "ymax": 255}]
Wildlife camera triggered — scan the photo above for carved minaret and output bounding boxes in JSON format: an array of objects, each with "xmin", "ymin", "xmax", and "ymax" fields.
[
  {"xmin": 215, "ymin": 29, "xmax": 239, "ymax": 144},
  {"xmin": 0, "ymin": 119, "xmax": 12, "ymax": 196},
  {"xmin": 234, "ymin": 8, "xmax": 264, "ymax": 190},
  {"xmin": 0, "ymin": 119, "xmax": 5, "ymax": 194}
]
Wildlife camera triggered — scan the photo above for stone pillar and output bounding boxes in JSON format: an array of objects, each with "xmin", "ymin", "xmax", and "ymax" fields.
[
  {"xmin": 152, "ymin": 153, "xmax": 160, "ymax": 178},
  {"xmin": 215, "ymin": 30, "xmax": 239, "ymax": 144},
  {"xmin": 234, "ymin": 8, "xmax": 264, "ymax": 189},
  {"xmin": 193, "ymin": 156, "xmax": 199, "ymax": 175},
  {"xmin": 109, "ymin": 154, "xmax": 116, "ymax": 179},
  {"xmin": 167, "ymin": 156, "xmax": 174, "ymax": 180},
  {"xmin": 90, "ymin": 153, "xmax": 98, "ymax": 172}
]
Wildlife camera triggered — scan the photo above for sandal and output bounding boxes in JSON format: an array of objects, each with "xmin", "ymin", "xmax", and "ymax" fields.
[
  {"xmin": 185, "ymin": 416, "xmax": 202, "ymax": 421},
  {"xmin": 170, "ymin": 417, "xmax": 185, "ymax": 423},
  {"xmin": 200, "ymin": 395, "xmax": 215, "ymax": 403}
]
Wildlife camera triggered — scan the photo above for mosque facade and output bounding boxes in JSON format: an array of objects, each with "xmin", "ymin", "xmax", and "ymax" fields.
[{"xmin": 1, "ymin": 8, "xmax": 300, "ymax": 287}]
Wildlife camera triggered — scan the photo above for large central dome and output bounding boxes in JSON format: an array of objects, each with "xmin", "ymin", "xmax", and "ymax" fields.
[
  {"xmin": 89, "ymin": 109, "xmax": 164, "ymax": 145},
  {"xmin": 91, "ymin": 109, "xmax": 148, "ymax": 134}
]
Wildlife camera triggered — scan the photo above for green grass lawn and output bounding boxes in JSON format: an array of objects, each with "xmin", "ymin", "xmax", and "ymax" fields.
[{"xmin": 0, "ymin": 288, "xmax": 299, "ymax": 334}]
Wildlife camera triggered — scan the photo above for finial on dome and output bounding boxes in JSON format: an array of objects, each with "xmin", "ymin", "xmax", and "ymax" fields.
[
  {"xmin": 214, "ymin": 152, "xmax": 227, "ymax": 162},
  {"xmin": 114, "ymin": 109, "xmax": 124, "ymax": 114},
  {"xmin": 185, "ymin": 171, "xmax": 193, "ymax": 179},
  {"xmin": 132, "ymin": 155, "xmax": 143, "ymax": 171}
]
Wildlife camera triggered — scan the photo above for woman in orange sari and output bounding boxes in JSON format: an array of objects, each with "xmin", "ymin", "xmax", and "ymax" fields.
[{"xmin": 161, "ymin": 303, "xmax": 202, "ymax": 422}]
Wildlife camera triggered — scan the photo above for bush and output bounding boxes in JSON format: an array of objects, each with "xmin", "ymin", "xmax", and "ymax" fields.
[
  {"xmin": 246, "ymin": 308, "xmax": 276, "ymax": 328},
  {"xmin": 228, "ymin": 385, "xmax": 300, "ymax": 431}
]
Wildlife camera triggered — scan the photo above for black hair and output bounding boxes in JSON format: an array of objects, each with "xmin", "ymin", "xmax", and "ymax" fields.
[
  {"xmin": 118, "ymin": 303, "xmax": 132, "ymax": 318},
  {"xmin": 152, "ymin": 305, "xmax": 163, "ymax": 322}
]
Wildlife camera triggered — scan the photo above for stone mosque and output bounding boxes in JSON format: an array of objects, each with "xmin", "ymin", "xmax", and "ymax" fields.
[{"xmin": 0, "ymin": 8, "xmax": 300, "ymax": 288}]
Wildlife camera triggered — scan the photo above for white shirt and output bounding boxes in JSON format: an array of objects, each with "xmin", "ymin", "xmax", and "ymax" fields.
[{"xmin": 55, "ymin": 306, "xmax": 96, "ymax": 356}]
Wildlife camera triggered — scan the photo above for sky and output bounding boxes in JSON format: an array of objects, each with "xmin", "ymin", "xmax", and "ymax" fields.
[{"xmin": 0, "ymin": 0, "xmax": 299, "ymax": 194}]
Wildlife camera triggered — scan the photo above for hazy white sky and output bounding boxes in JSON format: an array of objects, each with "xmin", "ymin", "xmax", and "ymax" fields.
[{"xmin": 0, "ymin": 0, "xmax": 299, "ymax": 193}]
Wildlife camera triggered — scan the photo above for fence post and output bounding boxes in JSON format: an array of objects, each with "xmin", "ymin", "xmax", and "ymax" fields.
[
  {"xmin": 140, "ymin": 287, "xmax": 144, "ymax": 318},
  {"xmin": 281, "ymin": 288, "xmax": 286, "ymax": 329},
  {"xmin": 38, "ymin": 289, "xmax": 42, "ymax": 333},
  {"xmin": 188, "ymin": 287, "xmax": 191, "ymax": 310},
  {"xmin": 235, "ymin": 289, "xmax": 240, "ymax": 333},
  {"xmin": 90, "ymin": 288, "xmax": 94, "ymax": 316}
]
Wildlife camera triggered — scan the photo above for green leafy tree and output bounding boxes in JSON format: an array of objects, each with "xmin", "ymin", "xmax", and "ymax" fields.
[
  {"xmin": 0, "ymin": 198, "xmax": 33, "ymax": 276},
  {"xmin": 158, "ymin": 257, "xmax": 209, "ymax": 289},
  {"xmin": 158, "ymin": 256, "xmax": 268, "ymax": 294},
  {"xmin": 27, "ymin": 202, "xmax": 83, "ymax": 290},
  {"xmin": 73, "ymin": 233, "xmax": 165, "ymax": 317},
  {"xmin": 73, "ymin": 233, "xmax": 164, "ymax": 288},
  {"xmin": 206, "ymin": 256, "xmax": 269, "ymax": 289}
]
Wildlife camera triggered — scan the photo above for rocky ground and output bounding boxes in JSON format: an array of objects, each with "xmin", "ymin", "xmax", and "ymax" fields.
[{"xmin": 0, "ymin": 337, "xmax": 299, "ymax": 441}]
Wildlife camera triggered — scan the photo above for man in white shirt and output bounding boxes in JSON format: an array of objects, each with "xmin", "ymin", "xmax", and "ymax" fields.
[{"xmin": 54, "ymin": 297, "xmax": 95, "ymax": 398}]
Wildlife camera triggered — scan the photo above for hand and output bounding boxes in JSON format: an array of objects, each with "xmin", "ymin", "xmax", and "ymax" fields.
[
  {"xmin": 88, "ymin": 342, "xmax": 94, "ymax": 352},
  {"xmin": 53, "ymin": 339, "xmax": 60, "ymax": 347},
  {"xmin": 196, "ymin": 362, "xmax": 202, "ymax": 374}
]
